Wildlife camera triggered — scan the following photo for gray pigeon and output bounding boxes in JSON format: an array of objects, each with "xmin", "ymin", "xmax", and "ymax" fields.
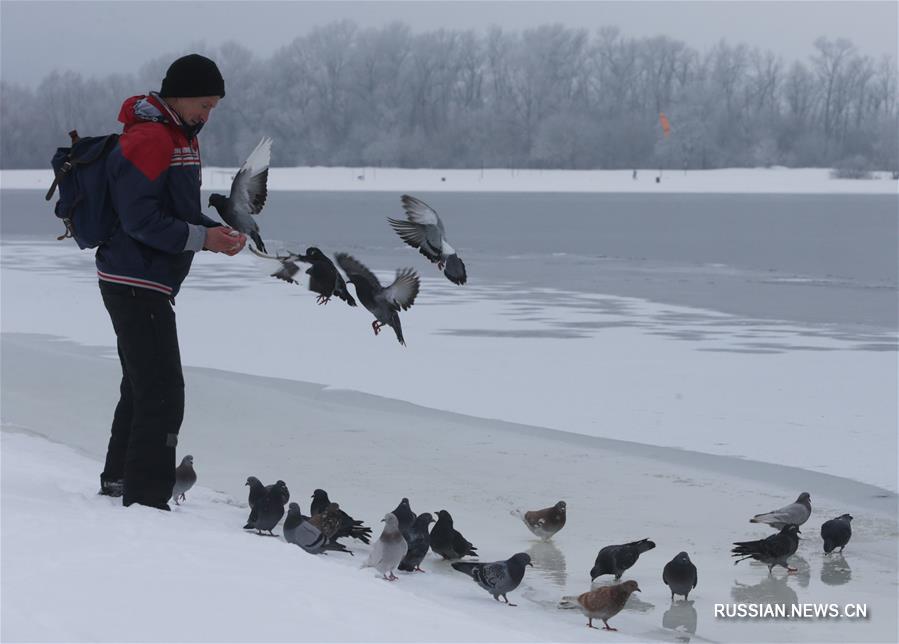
[
  {"xmin": 388, "ymin": 194, "xmax": 467, "ymax": 285},
  {"xmin": 590, "ymin": 539, "xmax": 656, "ymax": 581},
  {"xmin": 253, "ymin": 480, "xmax": 288, "ymax": 536},
  {"xmin": 750, "ymin": 492, "xmax": 811, "ymax": 529},
  {"xmin": 244, "ymin": 476, "xmax": 266, "ymax": 529},
  {"xmin": 398, "ymin": 512, "xmax": 435, "ymax": 572},
  {"xmin": 662, "ymin": 552, "xmax": 698, "ymax": 600},
  {"xmin": 283, "ymin": 503, "xmax": 352, "ymax": 555},
  {"xmin": 364, "ymin": 513, "xmax": 408, "ymax": 581},
  {"xmin": 335, "ymin": 253, "xmax": 419, "ymax": 346},
  {"xmin": 207, "ymin": 136, "xmax": 272, "ymax": 253},
  {"xmin": 451, "ymin": 552, "xmax": 533, "ymax": 606},
  {"xmin": 821, "ymin": 514, "xmax": 853, "ymax": 554},
  {"xmin": 732, "ymin": 524, "xmax": 801, "ymax": 573},
  {"xmin": 171, "ymin": 455, "xmax": 196, "ymax": 505}
]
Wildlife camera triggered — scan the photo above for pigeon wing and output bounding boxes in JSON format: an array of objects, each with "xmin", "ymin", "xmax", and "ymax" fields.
[
  {"xmin": 381, "ymin": 268, "xmax": 420, "ymax": 311},
  {"xmin": 401, "ymin": 194, "xmax": 443, "ymax": 231},
  {"xmin": 335, "ymin": 253, "xmax": 383, "ymax": 291},
  {"xmin": 229, "ymin": 137, "xmax": 272, "ymax": 216}
]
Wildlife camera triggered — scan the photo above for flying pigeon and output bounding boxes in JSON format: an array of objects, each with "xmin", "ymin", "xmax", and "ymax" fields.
[
  {"xmin": 171, "ymin": 455, "xmax": 196, "ymax": 505},
  {"xmin": 392, "ymin": 497, "xmax": 417, "ymax": 536},
  {"xmin": 512, "ymin": 500, "xmax": 566, "ymax": 541},
  {"xmin": 821, "ymin": 514, "xmax": 853, "ymax": 554},
  {"xmin": 430, "ymin": 509, "xmax": 478, "ymax": 560},
  {"xmin": 334, "ymin": 253, "xmax": 419, "ymax": 346},
  {"xmin": 590, "ymin": 539, "xmax": 656, "ymax": 581},
  {"xmin": 249, "ymin": 245, "xmax": 356, "ymax": 306},
  {"xmin": 750, "ymin": 492, "xmax": 811, "ymax": 529},
  {"xmin": 398, "ymin": 512, "xmax": 435, "ymax": 572},
  {"xmin": 207, "ymin": 136, "xmax": 272, "ymax": 253},
  {"xmin": 283, "ymin": 503, "xmax": 352, "ymax": 555},
  {"xmin": 732, "ymin": 524, "xmax": 801, "ymax": 573},
  {"xmin": 561, "ymin": 580, "xmax": 641, "ymax": 630},
  {"xmin": 662, "ymin": 552, "xmax": 698, "ymax": 600},
  {"xmin": 310, "ymin": 489, "xmax": 372, "ymax": 544},
  {"xmin": 364, "ymin": 513, "xmax": 408, "ymax": 581},
  {"xmin": 252, "ymin": 480, "xmax": 288, "ymax": 536},
  {"xmin": 388, "ymin": 194, "xmax": 467, "ymax": 285},
  {"xmin": 451, "ymin": 552, "xmax": 532, "ymax": 606}
]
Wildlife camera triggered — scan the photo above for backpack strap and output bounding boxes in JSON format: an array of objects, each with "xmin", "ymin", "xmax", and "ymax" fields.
[{"xmin": 45, "ymin": 130, "xmax": 81, "ymax": 202}]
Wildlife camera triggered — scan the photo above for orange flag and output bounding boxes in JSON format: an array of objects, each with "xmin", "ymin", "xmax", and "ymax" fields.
[{"xmin": 659, "ymin": 112, "xmax": 671, "ymax": 138}]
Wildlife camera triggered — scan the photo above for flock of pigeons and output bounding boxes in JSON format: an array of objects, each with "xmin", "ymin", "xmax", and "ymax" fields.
[
  {"xmin": 206, "ymin": 138, "xmax": 467, "ymax": 346},
  {"xmin": 193, "ymin": 139, "xmax": 861, "ymax": 632},
  {"xmin": 172, "ymin": 455, "xmax": 855, "ymax": 633}
]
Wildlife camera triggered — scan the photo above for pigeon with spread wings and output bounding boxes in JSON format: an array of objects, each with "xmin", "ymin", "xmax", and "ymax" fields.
[
  {"xmin": 208, "ymin": 136, "xmax": 272, "ymax": 252},
  {"xmin": 249, "ymin": 245, "xmax": 356, "ymax": 306},
  {"xmin": 335, "ymin": 253, "xmax": 420, "ymax": 346},
  {"xmin": 388, "ymin": 194, "xmax": 467, "ymax": 285}
]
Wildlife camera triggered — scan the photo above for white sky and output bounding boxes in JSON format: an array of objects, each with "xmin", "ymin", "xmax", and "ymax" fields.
[{"xmin": 1, "ymin": 1, "xmax": 897, "ymax": 87}]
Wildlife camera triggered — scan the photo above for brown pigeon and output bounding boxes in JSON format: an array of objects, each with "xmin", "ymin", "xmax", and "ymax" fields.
[
  {"xmin": 309, "ymin": 502, "xmax": 345, "ymax": 541},
  {"xmin": 513, "ymin": 501, "xmax": 566, "ymax": 540},
  {"xmin": 561, "ymin": 580, "xmax": 641, "ymax": 630}
]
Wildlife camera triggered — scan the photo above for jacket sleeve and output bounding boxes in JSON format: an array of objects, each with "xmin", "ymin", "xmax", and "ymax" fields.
[{"xmin": 106, "ymin": 123, "xmax": 192, "ymax": 254}]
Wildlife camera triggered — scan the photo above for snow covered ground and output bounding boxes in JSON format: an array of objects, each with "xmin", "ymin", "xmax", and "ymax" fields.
[
  {"xmin": 2, "ymin": 238, "xmax": 897, "ymax": 642},
  {"xmin": 2, "ymin": 165, "xmax": 897, "ymax": 194},
  {"xmin": 1, "ymin": 167, "xmax": 897, "ymax": 641}
]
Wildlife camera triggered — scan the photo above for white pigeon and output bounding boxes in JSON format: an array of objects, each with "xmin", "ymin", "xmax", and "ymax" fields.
[{"xmin": 363, "ymin": 512, "xmax": 408, "ymax": 581}]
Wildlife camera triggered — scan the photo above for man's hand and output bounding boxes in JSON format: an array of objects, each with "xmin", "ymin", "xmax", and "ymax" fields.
[{"xmin": 204, "ymin": 226, "xmax": 247, "ymax": 256}]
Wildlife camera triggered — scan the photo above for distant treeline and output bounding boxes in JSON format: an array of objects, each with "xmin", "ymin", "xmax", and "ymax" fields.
[{"xmin": 2, "ymin": 22, "xmax": 897, "ymax": 170}]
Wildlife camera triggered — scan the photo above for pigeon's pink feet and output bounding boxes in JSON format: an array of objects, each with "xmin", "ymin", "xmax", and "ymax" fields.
[
  {"xmin": 317, "ymin": 295, "xmax": 331, "ymax": 305},
  {"xmin": 372, "ymin": 321, "xmax": 382, "ymax": 335},
  {"xmin": 414, "ymin": 566, "xmax": 426, "ymax": 572},
  {"xmin": 437, "ymin": 261, "xmax": 445, "ymax": 271},
  {"xmin": 385, "ymin": 572, "xmax": 398, "ymax": 581},
  {"xmin": 787, "ymin": 566, "xmax": 798, "ymax": 574},
  {"xmin": 602, "ymin": 622, "xmax": 617, "ymax": 631}
]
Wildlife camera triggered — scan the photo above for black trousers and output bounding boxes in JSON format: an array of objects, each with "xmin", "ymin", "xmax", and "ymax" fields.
[{"xmin": 99, "ymin": 281, "xmax": 184, "ymax": 509}]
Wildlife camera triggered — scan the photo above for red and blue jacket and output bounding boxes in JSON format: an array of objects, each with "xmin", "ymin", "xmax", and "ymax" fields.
[{"xmin": 97, "ymin": 93, "xmax": 220, "ymax": 297}]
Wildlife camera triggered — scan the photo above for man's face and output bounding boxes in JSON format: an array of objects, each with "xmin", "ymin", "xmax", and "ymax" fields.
[{"xmin": 167, "ymin": 95, "xmax": 220, "ymax": 127}]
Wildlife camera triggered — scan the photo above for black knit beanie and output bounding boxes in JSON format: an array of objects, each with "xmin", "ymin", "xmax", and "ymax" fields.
[{"xmin": 159, "ymin": 54, "xmax": 225, "ymax": 98}]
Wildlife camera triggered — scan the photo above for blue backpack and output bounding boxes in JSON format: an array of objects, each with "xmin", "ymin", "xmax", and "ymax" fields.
[{"xmin": 46, "ymin": 130, "xmax": 120, "ymax": 249}]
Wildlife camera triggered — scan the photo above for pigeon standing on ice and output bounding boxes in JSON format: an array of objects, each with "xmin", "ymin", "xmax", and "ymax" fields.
[
  {"xmin": 451, "ymin": 553, "xmax": 532, "ymax": 606},
  {"xmin": 283, "ymin": 503, "xmax": 352, "ymax": 555},
  {"xmin": 244, "ymin": 476, "xmax": 266, "ymax": 529},
  {"xmin": 732, "ymin": 524, "xmax": 801, "ymax": 573},
  {"xmin": 662, "ymin": 552, "xmax": 698, "ymax": 600},
  {"xmin": 364, "ymin": 513, "xmax": 408, "ymax": 581},
  {"xmin": 253, "ymin": 480, "xmax": 288, "ymax": 535},
  {"xmin": 171, "ymin": 455, "xmax": 196, "ymax": 505},
  {"xmin": 560, "ymin": 580, "xmax": 641, "ymax": 630},
  {"xmin": 512, "ymin": 500, "xmax": 566, "ymax": 541},
  {"xmin": 310, "ymin": 489, "xmax": 372, "ymax": 544},
  {"xmin": 750, "ymin": 492, "xmax": 811, "ymax": 529},
  {"xmin": 334, "ymin": 253, "xmax": 420, "ymax": 346},
  {"xmin": 207, "ymin": 136, "xmax": 272, "ymax": 252},
  {"xmin": 388, "ymin": 194, "xmax": 467, "ymax": 285},
  {"xmin": 821, "ymin": 514, "xmax": 853, "ymax": 554},
  {"xmin": 430, "ymin": 509, "xmax": 478, "ymax": 560},
  {"xmin": 398, "ymin": 512, "xmax": 435, "ymax": 572},
  {"xmin": 590, "ymin": 539, "xmax": 656, "ymax": 581},
  {"xmin": 392, "ymin": 497, "xmax": 416, "ymax": 536}
]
